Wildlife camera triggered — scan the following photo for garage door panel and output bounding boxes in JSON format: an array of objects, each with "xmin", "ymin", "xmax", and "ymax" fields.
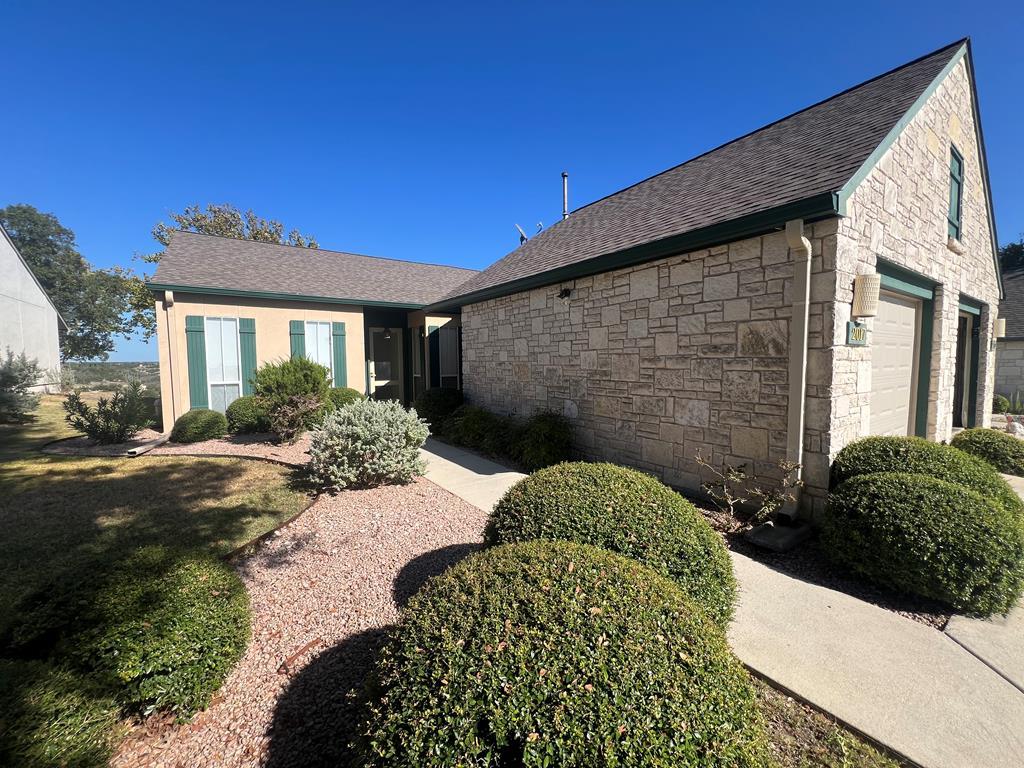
[{"xmin": 869, "ymin": 293, "xmax": 920, "ymax": 437}]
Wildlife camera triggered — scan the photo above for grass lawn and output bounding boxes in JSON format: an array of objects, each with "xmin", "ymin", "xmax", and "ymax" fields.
[{"xmin": 0, "ymin": 396, "xmax": 310, "ymax": 634}]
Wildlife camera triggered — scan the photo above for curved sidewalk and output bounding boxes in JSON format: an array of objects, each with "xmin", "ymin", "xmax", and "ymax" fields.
[{"xmin": 420, "ymin": 439, "xmax": 1024, "ymax": 768}]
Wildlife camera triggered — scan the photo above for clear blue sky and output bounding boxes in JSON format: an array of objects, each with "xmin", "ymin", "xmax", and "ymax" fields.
[{"xmin": 3, "ymin": 1, "xmax": 1022, "ymax": 361}]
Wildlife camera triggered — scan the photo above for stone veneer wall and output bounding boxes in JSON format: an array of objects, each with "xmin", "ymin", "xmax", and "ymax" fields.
[
  {"xmin": 995, "ymin": 341, "xmax": 1024, "ymax": 400},
  {"xmin": 462, "ymin": 223, "xmax": 838, "ymax": 499},
  {"xmin": 808, "ymin": 56, "xmax": 1000, "ymax": 513}
]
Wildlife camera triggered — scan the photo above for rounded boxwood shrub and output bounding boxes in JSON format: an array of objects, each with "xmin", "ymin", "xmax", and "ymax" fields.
[
  {"xmin": 993, "ymin": 393, "xmax": 1011, "ymax": 414},
  {"xmin": 824, "ymin": 472, "xmax": 1024, "ymax": 615},
  {"xmin": 68, "ymin": 546, "xmax": 250, "ymax": 718},
  {"xmin": 169, "ymin": 408, "xmax": 228, "ymax": 443},
  {"xmin": 0, "ymin": 660, "xmax": 124, "ymax": 768},
  {"xmin": 830, "ymin": 435, "xmax": 1022, "ymax": 515},
  {"xmin": 325, "ymin": 386, "xmax": 364, "ymax": 410},
  {"xmin": 225, "ymin": 395, "xmax": 270, "ymax": 433},
  {"xmin": 485, "ymin": 462, "xmax": 736, "ymax": 626},
  {"xmin": 354, "ymin": 540, "xmax": 768, "ymax": 767},
  {"xmin": 308, "ymin": 399, "xmax": 429, "ymax": 491},
  {"xmin": 412, "ymin": 387, "xmax": 463, "ymax": 427},
  {"xmin": 951, "ymin": 427, "xmax": 1024, "ymax": 477}
]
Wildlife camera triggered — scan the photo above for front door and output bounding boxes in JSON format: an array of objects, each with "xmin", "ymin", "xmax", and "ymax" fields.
[
  {"xmin": 368, "ymin": 327, "xmax": 404, "ymax": 401},
  {"xmin": 869, "ymin": 292, "xmax": 921, "ymax": 436}
]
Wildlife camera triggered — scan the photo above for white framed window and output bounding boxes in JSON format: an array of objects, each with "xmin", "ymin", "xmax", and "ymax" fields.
[
  {"xmin": 439, "ymin": 326, "xmax": 459, "ymax": 389},
  {"xmin": 205, "ymin": 317, "xmax": 241, "ymax": 413},
  {"xmin": 305, "ymin": 321, "xmax": 333, "ymax": 378}
]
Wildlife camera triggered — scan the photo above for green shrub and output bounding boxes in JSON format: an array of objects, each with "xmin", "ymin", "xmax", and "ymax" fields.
[
  {"xmin": 309, "ymin": 399, "xmax": 429, "ymax": 491},
  {"xmin": 252, "ymin": 357, "xmax": 329, "ymax": 441},
  {"xmin": 68, "ymin": 546, "xmax": 250, "ymax": 718},
  {"xmin": 442, "ymin": 403, "xmax": 514, "ymax": 453},
  {"xmin": 169, "ymin": 408, "xmax": 228, "ymax": 443},
  {"xmin": 824, "ymin": 472, "xmax": 1024, "ymax": 615},
  {"xmin": 0, "ymin": 660, "xmax": 124, "ymax": 768},
  {"xmin": 0, "ymin": 348, "xmax": 42, "ymax": 423},
  {"xmin": 486, "ymin": 462, "xmax": 736, "ymax": 626},
  {"xmin": 353, "ymin": 541, "xmax": 768, "ymax": 767},
  {"xmin": 830, "ymin": 435, "xmax": 1022, "ymax": 515},
  {"xmin": 412, "ymin": 387, "xmax": 463, "ymax": 427},
  {"xmin": 225, "ymin": 395, "xmax": 270, "ymax": 433},
  {"xmin": 951, "ymin": 428, "xmax": 1024, "ymax": 477},
  {"xmin": 62, "ymin": 380, "xmax": 152, "ymax": 444},
  {"xmin": 325, "ymin": 386, "xmax": 365, "ymax": 410},
  {"xmin": 517, "ymin": 411, "xmax": 572, "ymax": 470},
  {"xmin": 993, "ymin": 393, "xmax": 1011, "ymax": 414}
]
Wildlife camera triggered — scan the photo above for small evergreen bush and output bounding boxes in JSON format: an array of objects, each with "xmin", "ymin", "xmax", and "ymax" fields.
[
  {"xmin": 225, "ymin": 395, "xmax": 270, "ymax": 433},
  {"xmin": 62, "ymin": 380, "xmax": 152, "ymax": 444},
  {"xmin": 309, "ymin": 399, "xmax": 428, "ymax": 491},
  {"xmin": 0, "ymin": 660, "xmax": 123, "ymax": 768},
  {"xmin": 252, "ymin": 358, "xmax": 329, "ymax": 441},
  {"xmin": 517, "ymin": 411, "xmax": 572, "ymax": 470},
  {"xmin": 443, "ymin": 403, "xmax": 513, "ymax": 454},
  {"xmin": 169, "ymin": 408, "xmax": 228, "ymax": 443},
  {"xmin": 824, "ymin": 472, "xmax": 1024, "ymax": 616},
  {"xmin": 993, "ymin": 393, "xmax": 1011, "ymax": 414},
  {"xmin": 830, "ymin": 435, "xmax": 1022, "ymax": 515},
  {"xmin": 325, "ymin": 386, "xmax": 365, "ymax": 410},
  {"xmin": 68, "ymin": 546, "xmax": 250, "ymax": 718},
  {"xmin": 0, "ymin": 348, "xmax": 42, "ymax": 423},
  {"xmin": 353, "ymin": 541, "xmax": 768, "ymax": 767},
  {"xmin": 952, "ymin": 427, "xmax": 1024, "ymax": 477},
  {"xmin": 413, "ymin": 387, "xmax": 463, "ymax": 427},
  {"xmin": 486, "ymin": 462, "xmax": 736, "ymax": 626}
]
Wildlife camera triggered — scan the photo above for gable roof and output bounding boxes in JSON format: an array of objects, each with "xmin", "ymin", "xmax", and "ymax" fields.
[
  {"xmin": 1000, "ymin": 268, "xmax": 1024, "ymax": 339},
  {"xmin": 149, "ymin": 231, "xmax": 479, "ymax": 308},
  {"xmin": 0, "ymin": 223, "xmax": 68, "ymax": 329},
  {"xmin": 432, "ymin": 39, "xmax": 988, "ymax": 311}
]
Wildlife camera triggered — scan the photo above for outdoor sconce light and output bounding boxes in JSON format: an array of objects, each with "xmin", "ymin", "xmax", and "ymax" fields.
[
  {"xmin": 558, "ymin": 287, "xmax": 572, "ymax": 300},
  {"xmin": 996, "ymin": 317, "xmax": 1007, "ymax": 338},
  {"xmin": 851, "ymin": 273, "xmax": 881, "ymax": 318}
]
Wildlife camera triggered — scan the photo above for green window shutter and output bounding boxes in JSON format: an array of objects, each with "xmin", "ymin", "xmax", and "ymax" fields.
[
  {"xmin": 185, "ymin": 316, "xmax": 209, "ymax": 409},
  {"xmin": 239, "ymin": 318, "xmax": 257, "ymax": 395},
  {"xmin": 331, "ymin": 322, "xmax": 347, "ymax": 388},
  {"xmin": 948, "ymin": 146, "xmax": 963, "ymax": 239},
  {"xmin": 428, "ymin": 325, "xmax": 440, "ymax": 388},
  {"xmin": 289, "ymin": 320, "xmax": 305, "ymax": 359}
]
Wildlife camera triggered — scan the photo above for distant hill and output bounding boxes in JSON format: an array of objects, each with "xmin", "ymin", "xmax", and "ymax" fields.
[{"xmin": 65, "ymin": 362, "xmax": 160, "ymax": 394}]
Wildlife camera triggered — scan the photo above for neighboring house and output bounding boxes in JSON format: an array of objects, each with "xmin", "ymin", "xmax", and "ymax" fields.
[
  {"xmin": 150, "ymin": 39, "xmax": 1000, "ymax": 517},
  {"xmin": 147, "ymin": 232, "xmax": 476, "ymax": 431},
  {"xmin": 426, "ymin": 39, "xmax": 1001, "ymax": 515},
  {"xmin": 0, "ymin": 223, "xmax": 65, "ymax": 391},
  {"xmin": 995, "ymin": 268, "xmax": 1024, "ymax": 399}
]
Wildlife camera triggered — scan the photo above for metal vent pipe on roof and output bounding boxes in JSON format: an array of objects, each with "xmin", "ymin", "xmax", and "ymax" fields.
[{"xmin": 562, "ymin": 172, "xmax": 569, "ymax": 220}]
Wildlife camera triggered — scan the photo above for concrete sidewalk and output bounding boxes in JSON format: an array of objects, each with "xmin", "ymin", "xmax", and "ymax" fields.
[{"xmin": 420, "ymin": 443, "xmax": 1024, "ymax": 768}]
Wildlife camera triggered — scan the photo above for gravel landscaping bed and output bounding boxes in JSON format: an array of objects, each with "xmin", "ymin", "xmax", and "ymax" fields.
[
  {"xmin": 111, "ymin": 477, "xmax": 487, "ymax": 768},
  {"xmin": 40, "ymin": 428, "xmax": 165, "ymax": 456},
  {"xmin": 151, "ymin": 433, "xmax": 313, "ymax": 466}
]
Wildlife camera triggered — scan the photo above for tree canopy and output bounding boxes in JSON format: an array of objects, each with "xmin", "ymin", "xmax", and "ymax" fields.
[{"xmin": 1000, "ymin": 238, "xmax": 1024, "ymax": 272}]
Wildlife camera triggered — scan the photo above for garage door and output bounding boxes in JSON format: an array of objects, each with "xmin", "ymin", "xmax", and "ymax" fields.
[{"xmin": 870, "ymin": 292, "xmax": 920, "ymax": 436}]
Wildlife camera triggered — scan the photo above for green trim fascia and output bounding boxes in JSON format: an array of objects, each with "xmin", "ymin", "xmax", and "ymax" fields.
[
  {"xmin": 879, "ymin": 274, "xmax": 933, "ymax": 301},
  {"xmin": 836, "ymin": 43, "xmax": 967, "ymax": 216},
  {"xmin": 289, "ymin": 320, "xmax": 305, "ymax": 359},
  {"xmin": 967, "ymin": 317, "xmax": 981, "ymax": 427},
  {"xmin": 331, "ymin": 321, "xmax": 348, "ymax": 388},
  {"xmin": 427, "ymin": 325, "xmax": 440, "ymax": 388},
  {"xmin": 958, "ymin": 300, "xmax": 982, "ymax": 316},
  {"xmin": 147, "ymin": 282, "xmax": 424, "ymax": 310},
  {"xmin": 184, "ymin": 315, "xmax": 209, "ymax": 410},
  {"xmin": 916, "ymin": 302, "xmax": 934, "ymax": 438},
  {"xmin": 238, "ymin": 317, "xmax": 257, "ymax": 396},
  {"xmin": 426, "ymin": 193, "xmax": 840, "ymax": 312},
  {"xmin": 876, "ymin": 260, "xmax": 936, "ymax": 298}
]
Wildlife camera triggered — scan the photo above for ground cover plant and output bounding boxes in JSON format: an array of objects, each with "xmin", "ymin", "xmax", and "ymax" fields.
[
  {"xmin": 354, "ymin": 540, "xmax": 768, "ymax": 767},
  {"xmin": 951, "ymin": 427, "xmax": 1024, "ymax": 477},
  {"xmin": 309, "ymin": 398, "xmax": 428, "ymax": 491},
  {"xmin": 824, "ymin": 472, "xmax": 1024, "ymax": 616},
  {"xmin": 486, "ymin": 461, "xmax": 736, "ymax": 626},
  {"xmin": 170, "ymin": 408, "xmax": 228, "ymax": 443},
  {"xmin": 63, "ymin": 379, "xmax": 152, "ymax": 444}
]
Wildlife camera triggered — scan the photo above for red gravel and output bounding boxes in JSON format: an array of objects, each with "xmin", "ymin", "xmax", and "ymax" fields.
[
  {"xmin": 111, "ymin": 478, "xmax": 487, "ymax": 768},
  {"xmin": 151, "ymin": 433, "xmax": 312, "ymax": 466}
]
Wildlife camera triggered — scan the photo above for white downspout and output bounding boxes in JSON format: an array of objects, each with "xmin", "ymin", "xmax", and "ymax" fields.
[{"xmin": 784, "ymin": 219, "xmax": 812, "ymax": 517}]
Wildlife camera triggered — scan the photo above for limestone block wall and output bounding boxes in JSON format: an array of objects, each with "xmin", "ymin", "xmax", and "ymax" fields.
[
  {"xmin": 995, "ymin": 341, "xmax": 1024, "ymax": 399},
  {"xmin": 812, "ymin": 56, "xmax": 1000, "ymax": 512},
  {"xmin": 462, "ymin": 225, "xmax": 837, "ymax": 497}
]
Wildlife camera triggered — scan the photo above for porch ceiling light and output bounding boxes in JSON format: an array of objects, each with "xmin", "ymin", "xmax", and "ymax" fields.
[{"xmin": 852, "ymin": 273, "xmax": 881, "ymax": 318}]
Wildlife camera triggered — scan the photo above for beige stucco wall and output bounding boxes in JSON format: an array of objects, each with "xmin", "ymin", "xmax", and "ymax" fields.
[
  {"xmin": 156, "ymin": 292, "xmax": 367, "ymax": 430},
  {"xmin": 810, "ymin": 56, "xmax": 1000, "ymax": 512}
]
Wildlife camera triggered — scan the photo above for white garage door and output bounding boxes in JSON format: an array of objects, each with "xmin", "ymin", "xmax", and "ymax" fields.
[{"xmin": 869, "ymin": 292, "xmax": 920, "ymax": 436}]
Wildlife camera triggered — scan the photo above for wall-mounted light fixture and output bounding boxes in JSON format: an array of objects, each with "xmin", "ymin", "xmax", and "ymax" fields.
[
  {"xmin": 996, "ymin": 317, "xmax": 1007, "ymax": 338},
  {"xmin": 851, "ymin": 273, "xmax": 881, "ymax": 318},
  {"xmin": 558, "ymin": 287, "xmax": 572, "ymax": 300}
]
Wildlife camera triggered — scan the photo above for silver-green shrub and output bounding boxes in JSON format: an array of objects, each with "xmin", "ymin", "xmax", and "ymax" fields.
[{"xmin": 309, "ymin": 399, "xmax": 429, "ymax": 491}]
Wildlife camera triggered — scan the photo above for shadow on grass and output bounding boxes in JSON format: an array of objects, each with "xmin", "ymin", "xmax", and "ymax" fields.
[{"xmin": 265, "ymin": 627, "xmax": 392, "ymax": 768}]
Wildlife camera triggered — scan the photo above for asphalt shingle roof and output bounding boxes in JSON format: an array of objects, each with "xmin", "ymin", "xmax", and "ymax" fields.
[
  {"xmin": 151, "ymin": 231, "xmax": 479, "ymax": 307},
  {"xmin": 437, "ymin": 40, "xmax": 966, "ymax": 307},
  {"xmin": 1000, "ymin": 268, "xmax": 1024, "ymax": 338}
]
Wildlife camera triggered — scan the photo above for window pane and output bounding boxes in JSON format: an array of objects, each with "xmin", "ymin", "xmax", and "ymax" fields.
[
  {"xmin": 223, "ymin": 384, "xmax": 240, "ymax": 409},
  {"xmin": 222, "ymin": 318, "xmax": 240, "ymax": 382},
  {"xmin": 210, "ymin": 384, "xmax": 227, "ymax": 413},
  {"xmin": 318, "ymin": 322, "xmax": 332, "ymax": 375},
  {"xmin": 206, "ymin": 318, "xmax": 224, "ymax": 384},
  {"xmin": 305, "ymin": 322, "xmax": 317, "ymax": 363},
  {"xmin": 440, "ymin": 327, "xmax": 459, "ymax": 377}
]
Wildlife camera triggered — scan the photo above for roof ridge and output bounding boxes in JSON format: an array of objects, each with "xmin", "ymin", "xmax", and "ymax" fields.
[
  {"xmin": 169, "ymin": 229, "xmax": 480, "ymax": 273},
  {"xmin": 569, "ymin": 38, "xmax": 968, "ymax": 216}
]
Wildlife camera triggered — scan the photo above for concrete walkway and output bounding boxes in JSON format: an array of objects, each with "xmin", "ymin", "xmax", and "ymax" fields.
[{"xmin": 420, "ymin": 442, "xmax": 1024, "ymax": 768}]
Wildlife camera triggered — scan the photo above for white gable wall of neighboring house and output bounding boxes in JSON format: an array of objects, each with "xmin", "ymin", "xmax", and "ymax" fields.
[{"xmin": 0, "ymin": 228, "xmax": 62, "ymax": 391}]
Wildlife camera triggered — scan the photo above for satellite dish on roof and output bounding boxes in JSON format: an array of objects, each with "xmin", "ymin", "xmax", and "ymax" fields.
[{"xmin": 515, "ymin": 223, "xmax": 529, "ymax": 245}]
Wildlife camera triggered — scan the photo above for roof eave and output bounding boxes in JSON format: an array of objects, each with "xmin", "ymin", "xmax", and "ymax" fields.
[
  {"xmin": 426, "ymin": 192, "xmax": 841, "ymax": 312},
  {"xmin": 146, "ymin": 282, "xmax": 427, "ymax": 310}
]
